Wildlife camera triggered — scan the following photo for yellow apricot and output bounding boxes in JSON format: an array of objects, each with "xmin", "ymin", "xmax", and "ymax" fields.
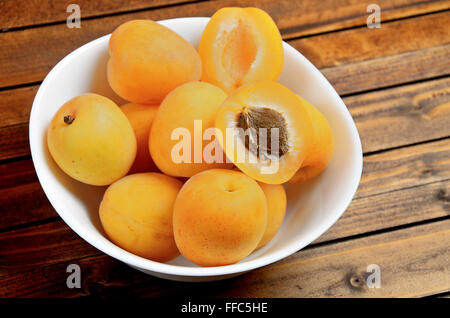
[
  {"xmin": 215, "ymin": 81, "xmax": 313, "ymax": 184},
  {"xmin": 256, "ymin": 182, "xmax": 286, "ymax": 248},
  {"xmin": 173, "ymin": 169, "xmax": 268, "ymax": 267},
  {"xmin": 149, "ymin": 81, "xmax": 233, "ymax": 177},
  {"xmin": 290, "ymin": 96, "xmax": 334, "ymax": 183},
  {"xmin": 108, "ymin": 20, "xmax": 202, "ymax": 104},
  {"xmin": 199, "ymin": 7, "xmax": 283, "ymax": 92},
  {"xmin": 121, "ymin": 103, "xmax": 159, "ymax": 174},
  {"xmin": 47, "ymin": 93, "xmax": 136, "ymax": 186},
  {"xmin": 99, "ymin": 173, "xmax": 182, "ymax": 262}
]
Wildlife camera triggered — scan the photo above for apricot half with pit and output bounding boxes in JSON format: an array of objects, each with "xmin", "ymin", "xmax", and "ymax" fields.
[
  {"xmin": 99, "ymin": 172, "xmax": 182, "ymax": 262},
  {"xmin": 173, "ymin": 169, "xmax": 268, "ymax": 266},
  {"xmin": 149, "ymin": 81, "xmax": 233, "ymax": 177},
  {"xmin": 215, "ymin": 81, "xmax": 313, "ymax": 184},
  {"xmin": 199, "ymin": 7, "xmax": 283, "ymax": 92},
  {"xmin": 107, "ymin": 20, "xmax": 202, "ymax": 104},
  {"xmin": 290, "ymin": 96, "xmax": 334, "ymax": 183},
  {"xmin": 47, "ymin": 93, "xmax": 136, "ymax": 186}
]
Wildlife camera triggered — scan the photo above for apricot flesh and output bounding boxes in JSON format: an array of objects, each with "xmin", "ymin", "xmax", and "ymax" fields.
[
  {"xmin": 108, "ymin": 20, "xmax": 202, "ymax": 104},
  {"xmin": 121, "ymin": 103, "xmax": 159, "ymax": 174},
  {"xmin": 199, "ymin": 7, "xmax": 283, "ymax": 92},
  {"xmin": 149, "ymin": 81, "xmax": 233, "ymax": 177},
  {"xmin": 215, "ymin": 81, "xmax": 313, "ymax": 184},
  {"xmin": 99, "ymin": 173, "xmax": 182, "ymax": 262},
  {"xmin": 257, "ymin": 182, "xmax": 287, "ymax": 248},
  {"xmin": 290, "ymin": 96, "xmax": 334, "ymax": 183},
  {"xmin": 173, "ymin": 169, "xmax": 268, "ymax": 267},
  {"xmin": 47, "ymin": 93, "xmax": 136, "ymax": 186}
]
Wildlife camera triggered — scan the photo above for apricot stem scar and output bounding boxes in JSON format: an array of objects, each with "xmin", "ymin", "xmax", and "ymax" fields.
[{"xmin": 64, "ymin": 115, "xmax": 75, "ymax": 125}]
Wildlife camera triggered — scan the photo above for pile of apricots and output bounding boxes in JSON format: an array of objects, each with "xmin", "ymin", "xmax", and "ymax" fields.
[{"xmin": 47, "ymin": 7, "xmax": 334, "ymax": 267}]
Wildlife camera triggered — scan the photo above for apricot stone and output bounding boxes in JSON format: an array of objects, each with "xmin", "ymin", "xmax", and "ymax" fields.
[
  {"xmin": 121, "ymin": 103, "xmax": 159, "ymax": 174},
  {"xmin": 108, "ymin": 20, "xmax": 202, "ymax": 104},
  {"xmin": 199, "ymin": 7, "xmax": 283, "ymax": 92},
  {"xmin": 47, "ymin": 94, "xmax": 136, "ymax": 186},
  {"xmin": 99, "ymin": 173, "xmax": 182, "ymax": 262},
  {"xmin": 149, "ymin": 81, "xmax": 233, "ymax": 177},
  {"xmin": 173, "ymin": 169, "xmax": 268, "ymax": 267}
]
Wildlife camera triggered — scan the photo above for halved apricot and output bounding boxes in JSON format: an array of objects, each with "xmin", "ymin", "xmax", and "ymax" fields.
[
  {"xmin": 215, "ymin": 81, "xmax": 313, "ymax": 184},
  {"xmin": 199, "ymin": 7, "xmax": 283, "ymax": 93},
  {"xmin": 289, "ymin": 96, "xmax": 334, "ymax": 183}
]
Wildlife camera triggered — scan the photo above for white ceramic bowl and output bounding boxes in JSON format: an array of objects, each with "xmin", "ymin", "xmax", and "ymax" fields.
[{"xmin": 29, "ymin": 17, "xmax": 362, "ymax": 282}]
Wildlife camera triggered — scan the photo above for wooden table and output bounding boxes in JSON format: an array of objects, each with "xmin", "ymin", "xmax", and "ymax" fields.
[{"xmin": 1, "ymin": 0, "xmax": 449, "ymax": 298}]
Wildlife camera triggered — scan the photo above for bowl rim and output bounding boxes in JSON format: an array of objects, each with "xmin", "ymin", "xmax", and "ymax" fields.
[{"xmin": 29, "ymin": 17, "xmax": 363, "ymax": 277}]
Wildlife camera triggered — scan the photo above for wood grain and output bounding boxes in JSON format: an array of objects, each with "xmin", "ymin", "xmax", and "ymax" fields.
[
  {"xmin": 0, "ymin": 3, "xmax": 449, "ymax": 88},
  {"xmin": 1, "ymin": 0, "xmax": 448, "ymax": 33},
  {"xmin": 1, "ymin": 219, "xmax": 448, "ymax": 297}
]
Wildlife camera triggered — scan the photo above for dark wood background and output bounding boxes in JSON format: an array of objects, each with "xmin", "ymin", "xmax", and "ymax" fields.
[{"xmin": 0, "ymin": 0, "xmax": 449, "ymax": 297}]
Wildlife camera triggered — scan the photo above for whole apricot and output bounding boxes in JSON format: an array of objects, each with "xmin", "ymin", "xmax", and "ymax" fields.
[
  {"xmin": 256, "ymin": 182, "xmax": 287, "ymax": 248},
  {"xmin": 199, "ymin": 7, "xmax": 283, "ymax": 92},
  {"xmin": 215, "ymin": 81, "xmax": 313, "ymax": 184},
  {"xmin": 173, "ymin": 169, "xmax": 268, "ymax": 267},
  {"xmin": 108, "ymin": 20, "xmax": 202, "ymax": 104},
  {"xmin": 99, "ymin": 173, "xmax": 182, "ymax": 262},
  {"xmin": 121, "ymin": 103, "xmax": 159, "ymax": 174},
  {"xmin": 290, "ymin": 96, "xmax": 334, "ymax": 183},
  {"xmin": 149, "ymin": 81, "xmax": 233, "ymax": 177},
  {"xmin": 47, "ymin": 93, "xmax": 136, "ymax": 186}
]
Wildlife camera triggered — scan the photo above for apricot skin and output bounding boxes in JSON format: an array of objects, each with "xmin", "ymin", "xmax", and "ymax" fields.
[
  {"xmin": 173, "ymin": 169, "xmax": 268, "ymax": 267},
  {"xmin": 108, "ymin": 20, "xmax": 202, "ymax": 104},
  {"xmin": 257, "ymin": 182, "xmax": 287, "ymax": 248},
  {"xmin": 290, "ymin": 97, "xmax": 334, "ymax": 183},
  {"xmin": 199, "ymin": 7, "xmax": 283, "ymax": 92},
  {"xmin": 149, "ymin": 81, "xmax": 233, "ymax": 177},
  {"xmin": 47, "ymin": 93, "xmax": 136, "ymax": 186},
  {"xmin": 121, "ymin": 103, "xmax": 159, "ymax": 174},
  {"xmin": 99, "ymin": 173, "xmax": 182, "ymax": 262}
]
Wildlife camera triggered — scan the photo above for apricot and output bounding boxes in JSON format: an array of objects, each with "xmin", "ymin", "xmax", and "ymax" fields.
[
  {"xmin": 290, "ymin": 96, "xmax": 334, "ymax": 183},
  {"xmin": 47, "ymin": 94, "xmax": 136, "ymax": 186},
  {"xmin": 257, "ymin": 182, "xmax": 287, "ymax": 249},
  {"xmin": 215, "ymin": 81, "xmax": 313, "ymax": 184},
  {"xmin": 107, "ymin": 20, "xmax": 202, "ymax": 104},
  {"xmin": 121, "ymin": 103, "xmax": 159, "ymax": 174},
  {"xmin": 199, "ymin": 7, "xmax": 283, "ymax": 92},
  {"xmin": 149, "ymin": 81, "xmax": 233, "ymax": 177},
  {"xmin": 173, "ymin": 169, "xmax": 267, "ymax": 266},
  {"xmin": 99, "ymin": 173, "xmax": 182, "ymax": 262}
]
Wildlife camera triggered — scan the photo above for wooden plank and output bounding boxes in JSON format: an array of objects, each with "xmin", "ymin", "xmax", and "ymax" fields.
[
  {"xmin": 1, "ymin": 0, "xmax": 448, "ymax": 33},
  {"xmin": 344, "ymin": 77, "xmax": 450, "ymax": 153},
  {"xmin": 323, "ymin": 44, "xmax": 450, "ymax": 95},
  {"xmin": 1, "ymin": 219, "xmax": 448, "ymax": 297},
  {"xmin": 0, "ymin": 3, "xmax": 449, "ymax": 88},
  {"xmin": 1, "ymin": 75, "xmax": 449, "ymax": 161},
  {"xmin": 0, "ymin": 0, "xmax": 198, "ymax": 30}
]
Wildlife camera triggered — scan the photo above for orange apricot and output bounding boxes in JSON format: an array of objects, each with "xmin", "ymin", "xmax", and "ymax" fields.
[
  {"xmin": 99, "ymin": 173, "xmax": 182, "ymax": 262},
  {"xmin": 215, "ymin": 81, "xmax": 313, "ymax": 184},
  {"xmin": 107, "ymin": 20, "xmax": 202, "ymax": 104},
  {"xmin": 173, "ymin": 169, "xmax": 268, "ymax": 267},
  {"xmin": 121, "ymin": 103, "xmax": 159, "ymax": 174},
  {"xmin": 47, "ymin": 94, "xmax": 136, "ymax": 186},
  {"xmin": 149, "ymin": 81, "xmax": 233, "ymax": 177},
  {"xmin": 289, "ymin": 96, "xmax": 334, "ymax": 183},
  {"xmin": 256, "ymin": 182, "xmax": 287, "ymax": 249},
  {"xmin": 199, "ymin": 7, "xmax": 283, "ymax": 92}
]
